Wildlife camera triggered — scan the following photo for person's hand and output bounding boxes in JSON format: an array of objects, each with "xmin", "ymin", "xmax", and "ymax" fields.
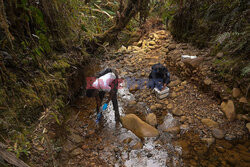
[
  {"xmin": 162, "ymin": 83, "xmax": 167, "ymax": 90},
  {"xmin": 102, "ymin": 103, "xmax": 108, "ymax": 111}
]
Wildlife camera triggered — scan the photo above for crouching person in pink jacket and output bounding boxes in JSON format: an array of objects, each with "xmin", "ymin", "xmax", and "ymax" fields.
[{"xmin": 86, "ymin": 68, "xmax": 120, "ymax": 123}]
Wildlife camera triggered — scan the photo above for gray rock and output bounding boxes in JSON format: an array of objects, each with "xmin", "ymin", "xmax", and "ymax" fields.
[
  {"xmin": 212, "ymin": 128, "xmax": 225, "ymax": 139},
  {"xmin": 225, "ymin": 134, "xmax": 236, "ymax": 141}
]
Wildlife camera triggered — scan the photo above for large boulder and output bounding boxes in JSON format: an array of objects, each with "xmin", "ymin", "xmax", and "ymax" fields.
[
  {"xmin": 183, "ymin": 57, "xmax": 204, "ymax": 69},
  {"xmin": 221, "ymin": 100, "xmax": 236, "ymax": 121},
  {"xmin": 121, "ymin": 114, "xmax": 159, "ymax": 139}
]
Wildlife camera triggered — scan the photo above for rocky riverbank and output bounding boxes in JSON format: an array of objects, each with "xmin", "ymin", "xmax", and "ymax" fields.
[{"xmin": 31, "ymin": 29, "xmax": 249, "ymax": 166}]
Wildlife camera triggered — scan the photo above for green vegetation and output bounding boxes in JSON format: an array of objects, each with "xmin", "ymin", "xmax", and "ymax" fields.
[{"xmin": 0, "ymin": 0, "xmax": 149, "ymax": 164}]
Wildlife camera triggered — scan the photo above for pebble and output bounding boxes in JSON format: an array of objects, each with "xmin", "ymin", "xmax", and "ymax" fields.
[
  {"xmin": 232, "ymin": 88, "xmax": 241, "ymax": 98},
  {"xmin": 212, "ymin": 128, "xmax": 225, "ymax": 139},
  {"xmin": 164, "ymin": 126, "xmax": 181, "ymax": 135},
  {"xmin": 201, "ymin": 138, "xmax": 215, "ymax": 147},
  {"xmin": 246, "ymin": 123, "xmax": 250, "ymax": 133},
  {"xmin": 201, "ymin": 118, "xmax": 219, "ymax": 128},
  {"xmin": 180, "ymin": 116, "xmax": 187, "ymax": 123},
  {"xmin": 131, "ymin": 141, "xmax": 143, "ymax": 150},
  {"xmin": 146, "ymin": 113, "xmax": 158, "ymax": 126},
  {"xmin": 172, "ymin": 108, "xmax": 183, "ymax": 116},
  {"xmin": 167, "ymin": 103, "xmax": 173, "ymax": 109},
  {"xmin": 123, "ymin": 137, "xmax": 132, "ymax": 144},
  {"xmin": 239, "ymin": 97, "xmax": 247, "ymax": 103}
]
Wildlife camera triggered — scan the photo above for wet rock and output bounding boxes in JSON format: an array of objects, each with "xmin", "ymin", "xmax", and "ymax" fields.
[
  {"xmin": 168, "ymin": 44, "xmax": 176, "ymax": 50},
  {"xmin": 180, "ymin": 116, "xmax": 187, "ymax": 123},
  {"xmin": 123, "ymin": 137, "xmax": 133, "ymax": 144},
  {"xmin": 172, "ymin": 109, "xmax": 183, "ymax": 116},
  {"xmin": 212, "ymin": 128, "xmax": 225, "ymax": 139},
  {"xmin": 64, "ymin": 140, "xmax": 75, "ymax": 152},
  {"xmin": 221, "ymin": 100, "xmax": 236, "ymax": 121},
  {"xmin": 236, "ymin": 114, "xmax": 250, "ymax": 121},
  {"xmin": 216, "ymin": 52, "xmax": 223, "ymax": 58},
  {"xmin": 118, "ymin": 45, "xmax": 127, "ymax": 53},
  {"xmin": 232, "ymin": 88, "xmax": 241, "ymax": 98},
  {"xmin": 71, "ymin": 148, "xmax": 83, "ymax": 155},
  {"xmin": 121, "ymin": 114, "xmax": 159, "ymax": 138},
  {"xmin": 137, "ymin": 40, "xmax": 142, "ymax": 47},
  {"xmin": 155, "ymin": 103, "xmax": 163, "ymax": 109},
  {"xmin": 131, "ymin": 141, "xmax": 143, "ymax": 150},
  {"xmin": 188, "ymin": 117, "xmax": 194, "ymax": 124},
  {"xmin": 36, "ymin": 146, "xmax": 44, "ymax": 151},
  {"xmin": 146, "ymin": 113, "xmax": 157, "ymax": 126},
  {"xmin": 246, "ymin": 123, "xmax": 250, "ymax": 133},
  {"xmin": 201, "ymin": 118, "xmax": 219, "ymax": 128},
  {"xmin": 167, "ymin": 103, "xmax": 173, "ymax": 109},
  {"xmin": 150, "ymin": 104, "xmax": 162, "ymax": 111},
  {"xmin": 168, "ymin": 79, "xmax": 181, "ymax": 87},
  {"xmin": 132, "ymin": 46, "xmax": 141, "ymax": 51},
  {"xmin": 164, "ymin": 126, "xmax": 180, "ymax": 135},
  {"xmin": 120, "ymin": 71, "xmax": 128, "ymax": 77},
  {"xmin": 204, "ymin": 78, "xmax": 213, "ymax": 86},
  {"xmin": 149, "ymin": 41, "xmax": 156, "ymax": 46},
  {"xmin": 239, "ymin": 97, "xmax": 247, "ymax": 103},
  {"xmin": 201, "ymin": 137, "xmax": 215, "ymax": 147},
  {"xmin": 129, "ymin": 100, "xmax": 137, "ymax": 106},
  {"xmin": 181, "ymin": 81, "xmax": 187, "ymax": 86},
  {"xmin": 129, "ymin": 84, "xmax": 139, "ymax": 92},
  {"xmin": 183, "ymin": 57, "xmax": 204, "ymax": 69},
  {"xmin": 164, "ymin": 100, "xmax": 169, "ymax": 105},
  {"xmin": 150, "ymin": 105, "xmax": 157, "ymax": 111},
  {"xmin": 170, "ymin": 92, "xmax": 177, "ymax": 98},
  {"xmin": 180, "ymin": 124, "xmax": 189, "ymax": 130},
  {"xmin": 225, "ymin": 134, "xmax": 236, "ymax": 141},
  {"xmin": 69, "ymin": 133, "xmax": 83, "ymax": 143}
]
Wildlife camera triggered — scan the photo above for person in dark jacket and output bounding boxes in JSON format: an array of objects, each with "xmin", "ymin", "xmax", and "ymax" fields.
[{"xmin": 148, "ymin": 63, "xmax": 170, "ymax": 90}]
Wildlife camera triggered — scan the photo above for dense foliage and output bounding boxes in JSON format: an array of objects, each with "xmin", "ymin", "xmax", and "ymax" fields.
[
  {"xmin": 0, "ymin": 0, "xmax": 149, "ymax": 162},
  {"xmin": 157, "ymin": 0, "xmax": 249, "ymax": 92}
]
